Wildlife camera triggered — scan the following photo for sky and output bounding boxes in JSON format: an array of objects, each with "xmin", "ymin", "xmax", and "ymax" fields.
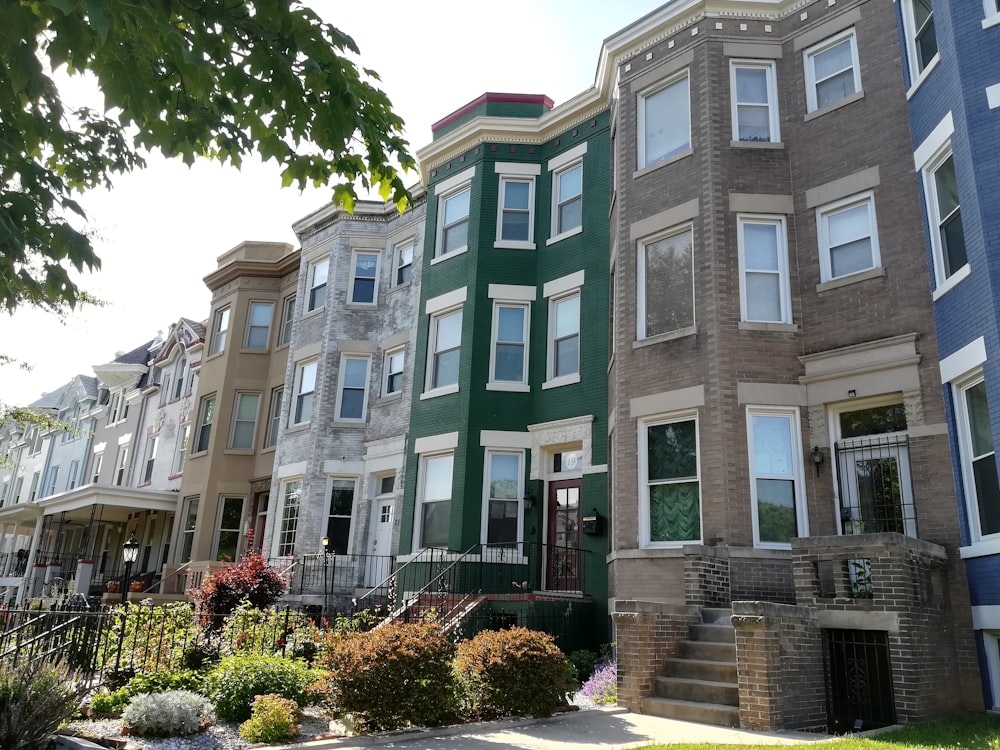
[{"xmin": 1, "ymin": 0, "xmax": 665, "ymax": 407}]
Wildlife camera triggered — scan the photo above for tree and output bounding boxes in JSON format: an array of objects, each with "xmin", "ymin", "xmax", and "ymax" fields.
[{"xmin": 1, "ymin": 0, "xmax": 414, "ymax": 314}]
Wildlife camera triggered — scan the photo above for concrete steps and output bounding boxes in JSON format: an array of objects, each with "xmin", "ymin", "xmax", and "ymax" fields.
[{"xmin": 640, "ymin": 608, "xmax": 740, "ymax": 728}]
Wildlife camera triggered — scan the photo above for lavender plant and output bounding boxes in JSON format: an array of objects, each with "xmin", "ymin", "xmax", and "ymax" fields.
[{"xmin": 579, "ymin": 657, "xmax": 617, "ymax": 705}]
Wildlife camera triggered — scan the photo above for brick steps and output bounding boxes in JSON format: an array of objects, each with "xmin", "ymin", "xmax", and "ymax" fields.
[{"xmin": 640, "ymin": 695, "xmax": 741, "ymax": 727}]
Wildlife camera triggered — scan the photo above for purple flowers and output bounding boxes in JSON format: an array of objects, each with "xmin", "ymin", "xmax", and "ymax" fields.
[{"xmin": 579, "ymin": 657, "xmax": 617, "ymax": 705}]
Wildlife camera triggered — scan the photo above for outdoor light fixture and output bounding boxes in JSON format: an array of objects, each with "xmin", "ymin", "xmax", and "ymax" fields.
[
  {"xmin": 321, "ymin": 536, "xmax": 329, "ymax": 552},
  {"xmin": 120, "ymin": 532, "xmax": 140, "ymax": 604},
  {"xmin": 523, "ymin": 489, "xmax": 535, "ymax": 511},
  {"xmin": 811, "ymin": 446, "xmax": 824, "ymax": 476}
]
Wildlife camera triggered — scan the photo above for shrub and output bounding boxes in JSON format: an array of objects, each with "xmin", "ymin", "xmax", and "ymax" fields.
[
  {"xmin": 567, "ymin": 649, "xmax": 598, "ymax": 685},
  {"xmin": 0, "ymin": 661, "xmax": 85, "ymax": 750},
  {"xmin": 579, "ymin": 657, "xmax": 617, "ymax": 705},
  {"xmin": 238, "ymin": 694, "xmax": 301, "ymax": 743},
  {"xmin": 98, "ymin": 601, "xmax": 199, "ymax": 675},
  {"xmin": 454, "ymin": 627, "xmax": 573, "ymax": 719},
  {"xmin": 316, "ymin": 621, "xmax": 457, "ymax": 732},
  {"xmin": 203, "ymin": 655, "xmax": 315, "ymax": 722},
  {"xmin": 126, "ymin": 669, "xmax": 204, "ymax": 697},
  {"xmin": 89, "ymin": 686, "xmax": 130, "ymax": 715},
  {"xmin": 221, "ymin": 602, "xmax": 320, "ymax": 661},
  {"xmin": 189, "ymin": 553, "xmax": 286, "ymax": 622},
  {"xmin": 121, "ymin": 690, "xmax": 214, "ymax": 737}
]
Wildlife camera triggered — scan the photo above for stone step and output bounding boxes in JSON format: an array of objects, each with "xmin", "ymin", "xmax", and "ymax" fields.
[
  {"xmin": 665, "ymin": 656, "xmax": 738, "ymax": 683},
  {"xmin": 690, "ymin": 622, "xmax": 736, "ymax": 643},
  {"xmin": 701, "ymin": 607, "xmax": 734, "ymax": 625},
  {"xmin": 677, "ymin": 639, "xmax": 736, "ymax": 662},
  {"xmin": 654, "ymin": 675, "xmax": 739, "ymax": 706},
  {"xmin": 640, "ymin": 696, "xmax": 740, "ymax": 727}
]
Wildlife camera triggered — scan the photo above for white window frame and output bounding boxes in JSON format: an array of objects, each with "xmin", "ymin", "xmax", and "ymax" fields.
[
  {"xmin": 816, "ymin": 191, "xmax": 881, "ymax": 283},
  {"xmin": 985, "ymin": 0, "xmax": 1000, "ymax": 28},
  {"xmin": 803, "ymin": 28, "xmax": 862, "ymax": 114},
  {"xmin": 348, "ymin": 250, "xmax": 380, "ymax": 305},
  {"xmin": 434, "ymin": 166, "xmax": 475, "ymax": 261},
  {"xmin": 229, "ymin": 391, "xmax": 260, "ymax": 450},
  {"xmin": 194, "ymin": 395, "xmax": 215, "ymax": 453},
  {"xmin": 637, "ymin": 70, "xmax": 691, "ymax": 169},
  {"xmin": 173, "ymin": 424, "xmax": 189, "ymax": 475},
  {"xmin": 178, "ymin": 496, "xmax": 199, "ymax": 563},
  {"xmin": 922, "ymin": 145, "xmax": 968, "ymax": 293},
  {"xmin": 114, "ymin": 446, "xmax": 128, "ymax": 486},
  {"xmin": 746, "ymin": 407, "xmax": 809, "ymax": 549},
  {"xmin": 414, "ymin": 452, "xmax": 454, "ymax": 550},
  {"xmin": 900, "ymin": 0, "xmax": 939, "ymax": 87},
  {"xmin": 307, "ymin": 257, "xmax": 329, "ymax": 312},
  {"xmin": 69, "ymin": 459, "xmax": 80, "ymax": 490},
  {"xmin": 425, "ymin": 308, "xmax": 463, "ymax": 396},
  {"xmin": 496, "ymin": 176, "xmax": 536, "ymax": 249},
  {"xmin": 292, "ymin": 359, "xmax": 318, "ymax": 425},
  {"xmin": 276, "ymin": 479, "xmax": 302, "ymax": 557},
  {"xmin": 551, "ymin": 163, "xmax": 582, "ymax": 239},
  {"xmin": 28, "ymin": 472, "xmax": 39, "ymax": 502},
  {"xmin": 48, "ymin": 465, "xmax": 59, "ymax": 496},
  {"xmin": 546, "ymin": 292, "xmax": 581, "ymax": 388},
  {"xmin": 209, "ymin": 307, "xmax": 230, "ymax": 356},
  {"xmin": 334, "ymin": 354, "xmax": 371, "ymax": 423},
  {"xmin": 142, "ymin": 435, "xmax": 158, "ymax": 484},
  {"xmin": 325, "ymin": 477, "xmax": 357, "ymax": 555},
  {"xmin": 737, "ymin": 215, "xmax": 791, "ymax": 324},
  {"xmin": 214, "ymin": 496, "xmax": 245, "ymax": 561},
  {"xmin": 245, "ymin": 300, "xmax": 274, "ymax": 350},
  {"xmin": 730, "ymin": 60, "xmax": 780, "ymax": 143},
  {"xmin": 91, "ymin": 452, "xmax": 103, "ymax": 484},
  {"xmin": 954, "ymin": 371, "xmax": 1000, "ymax": 545},
  {"xmin": 383, "ymin": 347, "xmax": 405, "ymax": 397},
  {"xmin": 279, "ymin": 294, "xmax": 295, "ymax": 346},
  {"xmin": 489, "ymin": 301, "xmax": 530, "ymax": 391},
  {"xmin": 481, "ymin": 449, "xmax": 524, "ymax": 546},
  {"xmin": 639, "ymin": 413, "xmax": 703, "ymax": 549},
  {"xmin": 264, "ymin": 387, "xmax": 284, "ymax": 449},
  {"xmin": 172, "ymin": 357, "xmax": 187, "ymax": 401},
  {"xmin": 637, "ymin": 224, "xmax": 696, "ymax": 341},
  {"xmin": 394, "ymin": 239, "xmax": 414, "ymax": 286}
]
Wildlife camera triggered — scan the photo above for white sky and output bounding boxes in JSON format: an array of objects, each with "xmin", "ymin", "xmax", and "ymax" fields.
[{"xmin": 1, "ymin": 0, "xmax": 664, "ymax": 407}]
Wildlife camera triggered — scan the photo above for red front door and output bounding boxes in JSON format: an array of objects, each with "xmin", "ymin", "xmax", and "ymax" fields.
[{"xmin": 546, "ymin": 480, "xmax": 581, "ymax": 591}]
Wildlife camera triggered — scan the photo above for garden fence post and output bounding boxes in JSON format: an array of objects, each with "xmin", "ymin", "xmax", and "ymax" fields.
[{"xmin": 281, "ymin": 606, "xmax": 290, "ymax": 657}]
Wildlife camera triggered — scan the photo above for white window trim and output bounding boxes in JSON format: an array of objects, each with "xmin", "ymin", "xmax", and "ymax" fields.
[
  {"xmin": 334, "ymin": 354, "xmax": 371, "ymax": 423},
  {"xmin": 291, "ymin": 359, "xmax": 318, "ymax": 426},
  {"xmin": 348, "ymin": 250, "xmax": 380, "ymax": 306},
  {"xmin": 383, "ymin": 347, "xmax": 405, "ymax": 397},
  {"xmin": 900, "ymin": 0, "xmax": 940, "ymax": 92},
  {"xmin": 244, "ymin": 300, "xmax": 274, "ymax": 351},
  {"xmin": 275, "ymin": 478, "xmax": 303, "ymax": 557},
  {"xmin": 480, "ymin": 449, "xmax": 524, "ymax": 545},
  {"xmin": 494, "ymin": 162, "xmax": 540, "ymax": 250},
  {"xmin": 412, "ymin": 451, "xmax": 454, "ymax": 551},
  {"xmin": 326, "ymin": 476, "xmax": 359, "ymax": 555},
  {"xmin": 738, "ymin": 214, "xmax": 791, "ymax": 324},
  {"xmin": 279, "ymin": 294, "xmax": 296, "ymax": 346},
  {"xmin": 637, "ymin": 224, "xmax": 696, "ymax": 341},
  {"xmin": 434, "ymin": 166, "xmax": 476, "ymax": 262},
  {"xmin": 549, "ymin": 161, "xmax": 583, "ymax": 244},
  {"xmin": 142, "ymin": 436, "xmax": 157, "ymax": 484},
  {"xmin": 985, "ymin": 0, "xmax": 1000, "ymax": 28},
  {"xmin": 544, "ymin": 291, "xmax": 581, "ymax": 390},
  {"xmin": 194, "ymin": 395, "xmax": 215, "ymax": 454},
  {"xmin": 637, "ymin": 70, "xmax": 691, "ymax": 170},
  {"xmin": 228, "ymin": 391, "xmax": 261, "ymax": 451},
  {"xmin": 638, "ymin": 412, "xmax": 703, "ymax": 549},
  {"xmin": 264, "ymin": 387, "xmax": 284, "ymax": 448},
  {"xmin": 746, "ymin": 406, "xmax": 809, "ymax": 549},
  {"xmin": 816, "ymin": 191, "xmax": 881, "ymax": 283},
  {"xmin": 209, "ymin": 307, "xmax": 230, "ymax": 356},
  {"xmin": 953, "ymin": 369, "xmax": 1000, "ymax": 548},
  {"xmin": 488, "ymin": 301, "xmax": 530, "ymax": 390},
  {"xmin": 803, "ymin": 28, "xmax": 862, "ymax": 114},
  {"xmin": 393, "ymin": 239, "xmax": 414, "ymax": 287},
  {"xmin": 729, "ymin": 60, "xmax": 780, "ymax": 144},
  {"xmin": 920, "ymin": 144, "xmax": 969, "ymax": 295},
  {"xmin": 173, "ymin": 424, "xmax": 189, "ymax": 475},
  {"xmin": 423, "ymin": 306, "xmax": 463, "ymax": 399},
  {"xmin": 307, "ymin": 256, "xmax": 329, "ymax": 313}
]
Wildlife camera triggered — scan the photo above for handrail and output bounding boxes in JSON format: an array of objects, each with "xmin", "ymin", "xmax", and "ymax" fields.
[
  {"xmin": 397, "ymin": 543, "xmax": 481, "ymax": 627},
  {"xmin": 142, "ymin": 561, "xmax": 195, "ymax": 595},
  {"xmin": 353, "ymin": 547, "xmax": 451, "ymax": 612}
]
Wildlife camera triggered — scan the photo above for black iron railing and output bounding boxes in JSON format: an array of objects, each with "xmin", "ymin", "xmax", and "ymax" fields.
[{"xmin": 836, "ymin": 434, "xmax": 917, "ymax": 537}]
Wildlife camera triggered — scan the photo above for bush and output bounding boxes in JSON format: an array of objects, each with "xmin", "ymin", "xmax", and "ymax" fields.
[
  {"xmin": 222, "ymin": 603, "xmax": 320, "ymax": 662},
  {"xmin": 454, "ymin": 627, "xmax": 573, "ymax": 719},
  {"xmin": 238, "ymin": 694, "xmax": 301, "ymax": 743},
  {"xmin": 0, "ymin": 661, "xmax": 85, "ymax": 750},
  {"xmin": 203, "ymin": 655, "xmax": 315, "ymax": 722},
  {"xmin": 190, "ymin": 553, "xmax": 286, "ymax": 622},
  {"xmin": 121, "ymin": 690, "xmax": 214, "ymax": 737},
  {"xmin": 567, "ymin": 649, "xmax": 598, "ymax": 685},
  {"xmin": 316, "ymin": 621, "xmax": 457, "ymax": 732},
  {"xmin": 89, "ymin": 686, "xmax": 130, "ymax": 715},
  {"xmin": 579, "ymin": 657, "xmax": 617, "ymax": 705},
  {"xmin": 126, "ymin": 669, "xmax": 204, "ymax": 697}
]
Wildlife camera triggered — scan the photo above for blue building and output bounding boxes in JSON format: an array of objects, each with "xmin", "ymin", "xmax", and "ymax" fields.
[{"xmin": 895, "ymin": 0, "xmax": 1000, "ymax": 709}]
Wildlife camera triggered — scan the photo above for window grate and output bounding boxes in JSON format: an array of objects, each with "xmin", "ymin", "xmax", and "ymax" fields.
[
  {"xmin": 835, "ymin": 434, "xmax": 917, "ymax": 537},
  {"xmin": 824, "ymin": 628, "xmax": 895, "ymax": 733}
]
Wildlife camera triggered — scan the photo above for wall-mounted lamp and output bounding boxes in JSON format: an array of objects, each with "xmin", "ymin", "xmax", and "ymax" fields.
[
  {"xmin": 321, "ymin": 536, "xmax": 329, "ymax": 554},
  {"xmin": 523, "ymin": 489, "xmax": 535, "ymax": 511},
  {"xmin": 811, "ymin": 446, "xmax": 824, "ymax": 476}
]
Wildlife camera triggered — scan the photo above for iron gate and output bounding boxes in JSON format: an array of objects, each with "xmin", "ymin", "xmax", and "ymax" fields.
[{"xmin": 824, "ymin": 628, "xmax": 896, "ymax": 733}]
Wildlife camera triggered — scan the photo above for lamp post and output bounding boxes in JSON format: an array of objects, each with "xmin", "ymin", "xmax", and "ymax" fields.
[
  {"xmin": 120, "ymin": 533, "xmax": 140, "ymax": 605},
  {"xmin": 321, "ymin": 537, "xmax": 329, "ymax": 621}
]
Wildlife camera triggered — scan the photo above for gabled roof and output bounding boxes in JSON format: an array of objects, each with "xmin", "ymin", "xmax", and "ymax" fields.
[{"xmin": 27, "ymin": 382, "xmax": 72, "ymax": 411}]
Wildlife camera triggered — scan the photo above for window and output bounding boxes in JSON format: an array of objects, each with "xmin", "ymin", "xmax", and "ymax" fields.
[
  {"xmin": 264, "ymin": 387, "xmax": 284, "ymax": 448},
  {"xmin": 336, "ymin": 356, "xmax": 370, "ymax": 421},
  {"xmin": 923, "ymin": 150, "xmax": 967, "ymax": 287},
  {"xmin": 747, "ymin": 409, "xmax": 806, "ymax": 546},
  {"xmin": 114, "ymin": 446, "xmax": 128, "ymax": 486},
  {"xmin": 817, "ymin": 192, "xmax": 880, "ymax": 282},
  {"xmin": 210, "ymin": 307, "xmax": 230, "ymax": 355},
  {"xmin": 229, "ymin": 392, "xmax": 260, "ymax": 450},
  {"xmin": 384, "ymin": 349, "xmax": 404, "ymax": 396},
  {"xmin": 640, "ymin": 416, "xmax": 701, "ymax": 546},
  {"xmin": 738, "ymin": 216, "xmax": 791, "ymax": 323},
  {"xmin": 491, "ymin": 303, "xmax": 529, "ymax": 385},
  {"xmin": 901, "ymin": 0, "xmax": 938, "ymax": 82},
  {"xmin": 279, "ymin": 295, "xmax": 295, "ymax": 346},
  {"xmin": 417, "ymin": 453, "xmax": 453, "ymax": 549},
  {"xmin": 638, "ymin": 225, "xmax": 695, "ymax": 339},
  {"xmin": 108, "ymin": 391, "xmax": 126, "ymax": 424},
  {"xmin": 437, "ymin": 187, "xmax": 470, "ymax": 257},
  {"xmin": 195, "ymin": 396, "xmax": 216, "ymax": 453},
  {"xmin": 394, "ymin": 241, "xmax": 413, "ymax": 285},
  {"xmin": 730, "ymin": 61, "xmax": 779, "ymax": 142},
  {"xmin": 178, "ymin": 497, "xmax": 198, "ymax": 562},
  {"xmin": 428, "ymin": 309, "xmax": 462, "ymax": 391},
  {"xmin": 10, "ymin": 477, "xmax": 22, "ymax": 505},
  {"xmin": 349, "ymin": 252, "xmax": 379, "ymax": 304},
  {"xmin": 170, "ymin": 358, "xmax": 185, "ymax": 401},
  {"xmin": 68, "ymin": 459, "xmax": 80, "ymax": 490},
  {"xmin": 91, "ymin": 453, "xmax": 103, "ymax": 484},
  {"xmin": 215, "ymin": 497, "xmax": 244, "ymax": 561},
  {"xmin": 245, "ymin": 301, "xmax": 274, "ymax": 350},
  {"xmin": 548, "ymin": 293, "xmax": 580, "ymax": 381},
  {"xmin": 956, "ymin": 374, "xmax": 1000, "ymax": 540},
  {"xmin": 142, "ymin": 436, "xmax": 158, "ymax": 483},
  {"xmin": 159, "ymin": 374, "xmax": 171, "ymax": 406},
  {"xmin": 326, "ymin": 479, "xmax": 356, "ymax": 555},
  {"xmin": 277, "ymin": 480, "xmax": 301, "ymax": 556},
  {"xmin": 553, "ymin": 164, "xmax": 582, "ymax": 236},
  {"xmin": 48, "ymin": 466, "xmax": 59, "ymax": 496},
  {"xmin": 293, "ymin": 360, "xmax": 318, "ymax": 424},
  {"xmin": 28, "ymin": 472, "xmax": 39, "ymax": 501},
  {"xmin": 638, "ymin": 72, "xmax": 691, "ymax": 168},
  {"xmin": 307, "ymin": 257, "xmax": 329, "ymax": 311},
  {"xmin": 484, "ymin": 451, "xmax": 521, "ymax": 545},
  {"xmin": 803, "ymin": 29, "xmax": 861, "ymax": 113},
  {"xmin": 497, "ymin": 177, "xmax": 534, "ymax": 244},
  {"xmin": 173, "ymin": 425, "xmax": 189, "ymax": 474}
]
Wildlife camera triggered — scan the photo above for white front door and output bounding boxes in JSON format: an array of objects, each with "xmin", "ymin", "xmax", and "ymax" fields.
[
  {"xmin": 365, "ymin": 499, "xmax": 394, "ymax": 586},
  {"xmin": 838, "ymin": 438, "xmax": 917, "ymax": 537}
]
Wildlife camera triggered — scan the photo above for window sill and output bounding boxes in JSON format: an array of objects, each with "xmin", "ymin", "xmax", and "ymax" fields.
[
  {"xmin": 738, "ymin": 321, "xmax": 798, "ymax": 332},
  {"xmin": 331, "ymin": 421, "xmax": 367, "ymax": 429},
  {"xmin": 905, "ymin": 55, "xmax": 940, "ymax": 100},
  {"xmin": 276, "ymin": 342, "xmax": 290, "ymax": 352},
  {"xmin": 420, "ymin": 384, "xmax": 459, "ymax": 401},
  {"xmin": 189, "ymin": 450, "xmax": 208, "ymax": 460},
  {"xmin": 816, "ymin": 267, "xmax": 884, "ymax": 293},
  {"xmin": 260, "ymin": 446, "xmax": 276, "ymax": 455},
  {"xmin": 541, "ymin": 373, "xmax": 580, "ymax": 390},
  {"xmin": 430, "ymin": 246, "xmax": 468, "ymax": 265},
  {"xmin": 204, "ymin": 350, "xmax": 225, "ymax": 363},
  {"xmin": 167, "ymin": 473, "xmax": 183, "ymax": 480},
  {"xmin": 633, "ymin": 148, "xmax": 693, "ymax": 179},
  {"xmin": 960, "ymin": 537, "xmax": 1000, "ymax": 559},
  {"xmin": 376, "ymin": 393, "xmax": 403, "ymax": 405},
  {"xmin": 803, "ymin": 90, "xmax": 865, "ymax": 122},
  {"xmin": 633, "ymin": 325, "xmax": 698, "ymax": 349},
  {"xmin": 984, "ymin": 13, "xmax": 1000, "ymax": 29},
  {"xmin": 345, "ymin": 302, "xmax": 378, "ymax": 311},
  {"xmin": 390, "ymin": 281, "xmax": 412, "ymax": 294},
  {"xmin": 223, "ymin": 449, "xmax": 255, "ymax": 456},
  {"xmin": 238, "ymin": 348, "xmax": 271, "ymax": 355},
  {"xmin": 494, "ymin": 240, "xmax": 536, "ymax": 250},
  {"xmin": 729, "ymin": 140, "xmax": 784, "ymax": 150},
  {"xmin": 300, "ymin": 306, "xmax": 325, "ymax": 321},
  {"xmin": 546, "ymin": 226, "xmax": 583, "ymax": 246},
  {"xmin": 932, "ymin": 264, "xmax": 971, "ymax": 301},
  {"xmin": 486, "ymin": 382, "xmax": 530, "ymax": 393},
  {"xmin": 285, "ymin": 423, "xmax": 311, "ymax": 434}
]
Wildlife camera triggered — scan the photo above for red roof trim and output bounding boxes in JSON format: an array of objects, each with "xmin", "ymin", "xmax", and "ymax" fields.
[{"xmin": 431, "ymin": 93, "xmax": 554, "ymax": 133}]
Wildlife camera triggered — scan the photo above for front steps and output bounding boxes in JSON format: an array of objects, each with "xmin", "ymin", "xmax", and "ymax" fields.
[{"xmin": 640, "ymin": 608, "xmax": 740, "ymax": 727}]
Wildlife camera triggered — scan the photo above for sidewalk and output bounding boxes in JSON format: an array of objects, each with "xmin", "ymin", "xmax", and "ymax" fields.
[{"xmin": 282, "ymin": 707, "xmax": 834, "ymax": 750}]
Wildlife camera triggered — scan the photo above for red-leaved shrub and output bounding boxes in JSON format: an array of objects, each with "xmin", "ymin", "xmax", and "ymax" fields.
[{"xmin": 189, "ymin": 552, "xmax": 286, "ymax": 621}]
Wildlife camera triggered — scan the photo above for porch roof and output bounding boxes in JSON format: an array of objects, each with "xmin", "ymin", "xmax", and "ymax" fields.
[{"xmin": 35, "ymin": 485, "xmax": 178, "ymax": 517}]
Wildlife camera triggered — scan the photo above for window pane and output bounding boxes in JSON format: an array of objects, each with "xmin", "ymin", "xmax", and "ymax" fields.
[
  {"xmin": 329, "ymin": 480, "xmax": 355, "ymax": 515},
  {"xmin": 830, "ymin": 238, "xmax": 873, "ymax": 278},
  {"xmin": 814, "ymin": 39, "xmax": 852, "ymax": 80},
  {"xmin": 736, "ymin": 105, "xmax": 770, "ymax": 141},
  {"xmin": 967, "ymin": 381, "xmax": 994, "ymax": 457},
  {"xmin": 434, "ymin": 349, "xmax": 460, "ymax": 387},
  {"xmin": 250, "ymin": 302, "xmax": 271, "ymax": 327},
  {"xmin": 340, "ymin": 389, "xmax": 364, "ymax": 419},
  {"xmin": 827, "ymin": 204, "xmax": 869, "ymax": 245},
  {"xmin": 644, "ymin": 77, "xmax": 690, "ymax": 164},
  {"xmin": 558, "ymin": 166, "xmax": 582, "ymax": 202},
  {"xmin": 436, "ymin": 312, "xmax": 462, "ymax": 350},
  {"xmin": 495, "ymin": 344, "xmax": 525, "ymax": 381},
  {"xmin": 502, "ymin": 211, "xmax": 530, "ymax": 241},
  {"xmin": 444, "ymin": 220, "xmax": 468, "ymax": 253},
  {"xmin": 344, "ymin": 358, "xmax": 368, "ymax": 388},
  {"xmin": 309, "ymin": 284, "xmax": 326, "ymax": 310},
  {"xmin": 942, "ymin": 213, "xmax": 967, "ymax": 276},
  {"xmin": 490, "ymin": 454, "xmax": 519, "ymax": 498},
  {"xmin": 300, "ymin": 362, "xmax": 317, "ymax": 393},
  {"xmin": 295, "ymin": 392, "xmax": 313, "ymax": 423},
  {"xmin": 648, "ymin": 421, "xmax": 697, "ymax": 480},
  {"xmin": 504, "ymin": 181, "xmax": 530, "ymax": 210},
  {"xmin": 756, "ymin": 479, "xmax": 796, "ymax": 543},
  {"xmin": 644, "ymin": 230, "xmax": 694, "ymax": 336},
  {"xmin": 744, "ymin": 223, "xmax": 779, "ymax": 270},
  {"xmin": 497, "ymin": 307, "xmax": 525, "ymax": 343},
  {"xmin": 421, "ymin": 500, "xmax": 451, "ymax": 547},
  {"xmin": 752, "ymin": 415, "xmax": 793, "ymax": 476},
  {"xmin": 649, "ymin": 482, "xmax": 700, "ymax": 541},
  {"xmin": 445, "ymin": 189, "xmax": 470, "ymax": 224},
  {"xmin": 839, "ymin": 403, "xmax": 907, "ymax": 438},
  {"xmin": 934, "ymin": 158, "xmax": 959, "ymax": 217},
  {"xmin": 559, "ymin": 198, "xmax": 582, "ymax": 234},
  {"xmin": 312, "ymin": 262, "xmax": 328, "ymax": 287},
  {"xmin": 745, "ymin": 273, "xmax": 781, "ymax": 321},
  {"xmin": 555, "ymin": 296, "xmax": 580, "ymax": 338},
  {"xmin": 816, "ymin": 70, "xmax": 855, "ymax": 109},
  {"xmin": 236, "ymin": 394, "xmax": 258, "ymax": 421},
  {"xmin": 555, "ymin": 335, "xmax": 579, "ymax": 378},
  {"xmin": 735, "ymin": 67, "xmax": 768, "ymax": 103},
  {"xmin": 974, "ymin": 456, "xmax": 1000, "ymax": 536},
  {"xmin": 425, "ymin": 455, "xmax": 454, "ymax": 500}
]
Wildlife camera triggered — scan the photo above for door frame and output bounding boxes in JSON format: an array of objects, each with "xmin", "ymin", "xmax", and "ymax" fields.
[{"xmin": 545, "ymin": 478, "xmax": 582, "ymax": 592}]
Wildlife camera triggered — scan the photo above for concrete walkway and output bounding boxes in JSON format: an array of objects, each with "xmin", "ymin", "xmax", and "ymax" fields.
[{"xmin": 282, "ymin": 707, "xmax": 834, "ymax": 750}]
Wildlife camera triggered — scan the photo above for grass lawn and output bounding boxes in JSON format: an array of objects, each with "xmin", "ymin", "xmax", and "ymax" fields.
[{"xmin": 640, "ymin": 715, "xmax": 1000, "ymax": 749}]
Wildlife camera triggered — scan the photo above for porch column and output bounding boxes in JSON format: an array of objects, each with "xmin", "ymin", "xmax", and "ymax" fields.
[{"xmin": 17, "ymin": 515, "xmax": 44, "ymax": 604}]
